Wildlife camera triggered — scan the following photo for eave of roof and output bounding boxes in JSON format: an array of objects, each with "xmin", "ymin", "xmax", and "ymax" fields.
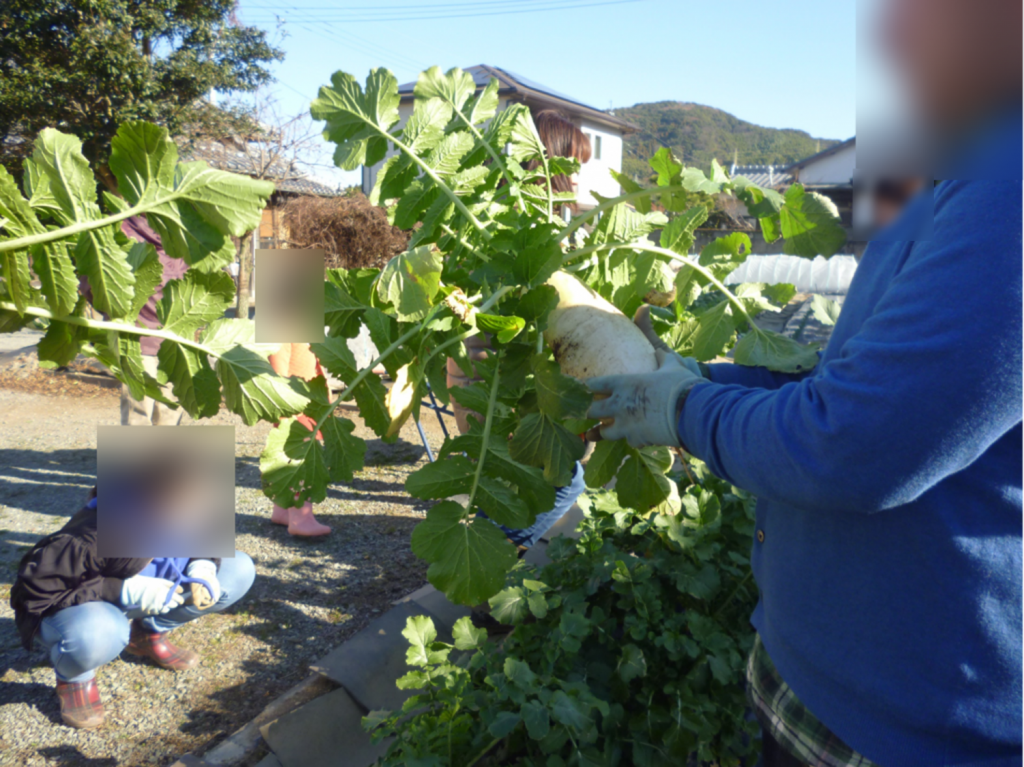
[
  {"xmin": 180, "ymin": 140, "xmax": 341, "ymax": 196},
  {"xmin": 782, "ymin": 136, "xmax": 856, "ymax": 172},
  {"xmin": 398, "ymin": 65, "xmax": 639, "ymax": 134}
]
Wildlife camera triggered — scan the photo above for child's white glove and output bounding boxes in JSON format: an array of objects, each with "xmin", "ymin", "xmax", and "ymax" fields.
[
  {"xmin": 121, "ymin": 576, "xmax": 185, "ymax": 614},
  {"xmin": 186, "ymin": 559, "xmax": 221, "ymax": 610}
]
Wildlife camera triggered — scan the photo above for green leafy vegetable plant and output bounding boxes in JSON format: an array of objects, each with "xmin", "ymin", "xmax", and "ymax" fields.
[
  {"xmin": 0, "ymin": 65, "xmax": 845, "ymax": 609},
  {"xmin": 365, "ymin": 465, "xmax": 762, "ymax": 766}
]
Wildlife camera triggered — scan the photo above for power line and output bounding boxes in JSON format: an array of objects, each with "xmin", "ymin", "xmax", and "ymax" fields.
[
  {"xmin": 239, "ymin": 1, "xmax": 430, "ymax": 72},
  {"xmin": 240, "ymin": 0, "xmax": 644, "ymax": 23},
  {"xmin": 243, "ymin": 0, "xmax": 562, "ymax": 11}
]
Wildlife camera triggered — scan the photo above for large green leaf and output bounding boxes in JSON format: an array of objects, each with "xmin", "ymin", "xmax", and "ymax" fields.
[
  {"xmin": 699, "ymin": 232, "xmax": 752, "ymax": 277},
  {"xmin": 462, "ymin": 77, "xmax": 500, "ymax": 127},
  {"xmin": 312, "ymin": 69, "xmax": 401, "ymax": 170},
  {"xmin": 157, "ymin": 270, "xmax": 236, "ymax": 338},
  {"xmin": 532, "ymin": 353, "xmax": 591, "ymax": 420},
  {"xmin": 491, "ymin": 223, "xmax": 563, "ymax": 288},
  {"xmin": 510, "ymin": 413, "xmax": 586, "ymax": 486},
  {"xmin": 202, "ymin": 318, "xmax": 309, "ymax": 425},
  {"xmin": 156, "ymin": 340, "xmax": 222, "ymax": 419},
  {"xmin": 691, "ymin": 301, "xmax": 736, "ymax": 361},
  {"xmin": 733, "ymin": 327, "xmax": 820, "ymax": 374},
  {"xmin": 583, "ymin": 439, "xmax": 629, "ymax": 489},
  {"xmin": 406, "ymin": 455, "xmax": 476, "ymax": 499},
  {"xmin": 414, "ymin": 66, "xmax": 476, "ymax": 116},
  {"xmin": 0, "ymin": 164, "xmax": 73, "ymax": 316},
  {"xmin": 411, "ymin": 501, "xmax": 517, "ymax": 605},
  {"xmin": 780, "ymin": 184, "xmax": 847, "ymax": 258},
  {"xmin": 37, "ymin": 297, "xmax": 90, "ymax": 366},
  {"xmin": 660, "ymin": 205, "xmax": 708, "ymax": 255},
  {"xmin": 810, "ymin": 294, "xmax": 842, "ymax": 326},
  {"xmin": 473, "ymin": 475, "xmax": 532, "ymax": 529},
  {"xmin": 377, "ymin": 246, "xmax": 442, "ymax": 322},
  {"xmin": 109, "ymin": 122, "xmax": 273, "ymax": 271},
  {"xmin": 324, "ymin": 281, "xmax": 365, "ymax": 339},
  {"xmin": 25, "ymin": 237, "xmax": 78, "ymax": 323},
  {"xmin": 616, "ymin": 446, "xmax": 674, "ymax": 511},
  {"xmin": 448, "ymin": 423, "xmax": 557, "ymax": 514},
  {"xmin": 31, "ymin": 130, "xmax": 136, "ymax": 318},
  {"xmin": 125, "ymin": 242, "xmax": 164, "ymax": 321},
  {"xmin": 401, "ymin": 88, "xmax": 452, "ymax": 155},
  {"xmin": 650, "ymin": 147, "xmax": 682, "ymax": 187},
  {"xmin": 260, "ymin": 416, "xmax": 330, "ymax": 507}
]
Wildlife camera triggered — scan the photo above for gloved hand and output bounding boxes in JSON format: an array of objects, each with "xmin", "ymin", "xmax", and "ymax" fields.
[
  {"xmin": 185, "ymin": 559, "xmax": 221, "ymax": 610},
  {"xmin": 121, "ymin": 576, "xmax": 186, "ymax": 615},
  {"xmin": 633, "ymin": 304, "xmax": 705, "ymax": 379},
  {"xmin": 587, "ymin": 349, "xmax": 704, "ymax": 448}
]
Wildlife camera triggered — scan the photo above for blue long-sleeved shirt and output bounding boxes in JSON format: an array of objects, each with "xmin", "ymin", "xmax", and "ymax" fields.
[{"xmin": 679, "ymin": 117, "xmax": 1022, "ymax": 766}]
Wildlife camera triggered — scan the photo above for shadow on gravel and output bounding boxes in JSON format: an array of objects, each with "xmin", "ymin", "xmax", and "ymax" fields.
[
  {"xmin": 0, "ymin": 448, "xmax": 97, "ymax": 517},
  {"xmin": 36, "ymin": 745, "xmax": 117, "ymax": 766}
]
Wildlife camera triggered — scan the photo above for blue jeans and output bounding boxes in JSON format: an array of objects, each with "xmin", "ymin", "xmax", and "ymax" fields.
[
  {"xmin": 37, "ymin": 552, "xmax": 256, "ymax": 683},
  {"xmin": 485, "ymin": 461, "xmax": 586, "ymax": 548}
]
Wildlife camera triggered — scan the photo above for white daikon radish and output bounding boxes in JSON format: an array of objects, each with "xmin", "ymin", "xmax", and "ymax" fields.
[{"xmin": 543, "ymin": 271, "xmax": 658, "ymax": 380}]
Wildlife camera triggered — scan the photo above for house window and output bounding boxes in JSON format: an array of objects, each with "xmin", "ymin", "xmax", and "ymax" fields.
[{"xmin": 594, "ymin": 135, "xmax": 602, "ymax": 160}]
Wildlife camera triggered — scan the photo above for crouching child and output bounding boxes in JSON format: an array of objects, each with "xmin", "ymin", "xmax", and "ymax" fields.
[{"xmin": 9, "ymin": 487, "xmax": 256, "ymax": 729}]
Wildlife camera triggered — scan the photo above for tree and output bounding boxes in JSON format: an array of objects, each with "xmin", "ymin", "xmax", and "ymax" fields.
[{"xmin": 0, "ymin": 0, "xmax": 283, "ymax": 186}]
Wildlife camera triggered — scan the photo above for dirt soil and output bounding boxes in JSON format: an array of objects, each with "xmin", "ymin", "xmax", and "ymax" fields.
[{"xmin": 0, "ymin": 344, "xmax": 457, "ymax": 767}]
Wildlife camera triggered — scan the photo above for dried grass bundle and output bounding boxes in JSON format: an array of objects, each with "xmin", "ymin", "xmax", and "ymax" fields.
[{"xmin": 281, "ymin": 193, "xmax": 410, "ymax": 270}]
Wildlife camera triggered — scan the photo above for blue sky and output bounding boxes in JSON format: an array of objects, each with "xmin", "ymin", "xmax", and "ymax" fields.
[{"xmin": 232, "ymin": 0, "xmax": 856, "ymax": 185}]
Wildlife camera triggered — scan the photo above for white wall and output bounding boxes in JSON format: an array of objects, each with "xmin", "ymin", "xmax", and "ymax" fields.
[
  {"xmin": 798, "ymin": 143, "xmax": 856, "ymax": 185},
  {"xmin": 577, "ymin": 120, "xmax": 623, "ymax": 207}
]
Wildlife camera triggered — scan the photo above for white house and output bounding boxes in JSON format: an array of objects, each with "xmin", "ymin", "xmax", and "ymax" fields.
[
  {"xmin": 784, "ymin": 137, "xmax": 856, "ymax": 187},
  {"xmin": 361, "ymin": 65, "xmax": 638, "ymax": 210}
]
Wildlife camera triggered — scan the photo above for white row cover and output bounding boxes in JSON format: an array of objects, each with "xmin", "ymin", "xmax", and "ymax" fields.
[{"xmin": 726, "ymin": 255, "xmax": 859, "ymax": 294}]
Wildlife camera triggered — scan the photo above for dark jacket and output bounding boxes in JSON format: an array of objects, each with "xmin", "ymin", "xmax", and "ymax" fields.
[{"xmin": 9, "ymin": 491, "xmax": 220, "ymax": 649}]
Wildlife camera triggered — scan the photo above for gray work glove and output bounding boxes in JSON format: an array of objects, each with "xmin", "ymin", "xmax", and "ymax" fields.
[
  {"xmin": 121, "ymin": 575, "xmax": 186, "ymax": 615},
  {"xmin": 586, "ymin": 350, "xmax": 704, "ymax": 448}
]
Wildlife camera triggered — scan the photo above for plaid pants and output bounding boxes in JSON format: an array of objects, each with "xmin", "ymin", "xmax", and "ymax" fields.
[{"xmin": 747, "ymin": 634, "xmax": 880, "ymax": 767}]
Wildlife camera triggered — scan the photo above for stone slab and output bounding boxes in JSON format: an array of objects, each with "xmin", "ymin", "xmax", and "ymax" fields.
[
  {"xmin": 203, "ymin": 674, "xmax": 332, "ymax": 765},
  {"xmin": 167, "ymin": 757, "xmax": 211, "ymax": 767},
  {"xmin": 310, "ymin": 601, "xmax": 430, "ymax": 713},
  {"xmin": 540, "ymin": 502, "xmax": 585, "ymax": 542},
  {"xmin": 261, "ymin": 687, "xmax": 388, "ymax": 767},
  {"xmin": 254, "ymin": 754, "xmax": 283, "ymax": 767},
  {"xmin": 410, "ymin": 584, "xmax": 472, "ymax": 629}
]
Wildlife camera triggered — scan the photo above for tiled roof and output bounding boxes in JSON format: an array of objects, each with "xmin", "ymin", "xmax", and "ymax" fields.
[
  {"xmin": 179, "ymin": 140, "xmax": 341, "ymax": 197},
  {"xmin": 730, "ymin": 164, "xmax": 792, "ymax": 188},
  {"xmin": 782, "ymin": 137, "xmax": 855, "ymax": 172}
]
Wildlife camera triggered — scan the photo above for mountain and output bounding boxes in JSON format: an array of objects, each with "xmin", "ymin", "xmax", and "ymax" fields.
[{"xmin": 613, "ymin": 101, "xmax": 841, "ymax": 182}]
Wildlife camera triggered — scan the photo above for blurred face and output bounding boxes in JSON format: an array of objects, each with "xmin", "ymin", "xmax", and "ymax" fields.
[{"xmin": 881, "ymin": 0, "xmax": 1022, "ymax": 128}]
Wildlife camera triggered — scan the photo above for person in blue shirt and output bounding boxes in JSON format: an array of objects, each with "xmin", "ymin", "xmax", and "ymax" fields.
[{"xmin": 586, "ymin": 2, "xmax": 1022, "ymax": 765}]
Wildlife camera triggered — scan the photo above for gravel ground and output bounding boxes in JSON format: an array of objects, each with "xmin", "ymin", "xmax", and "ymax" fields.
[{"xmin": 0, "ymin": 351, "xmax": 453, "ymax": 767}]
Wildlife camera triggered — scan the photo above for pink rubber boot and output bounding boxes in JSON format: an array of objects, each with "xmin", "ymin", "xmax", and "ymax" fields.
[
  {"xmin": 270, "ymin": 504, "xmax": 291, "ymax": 526},
  {"xmin": 286, "ymin": 501, "xmax": 331, "ymax": 537}
]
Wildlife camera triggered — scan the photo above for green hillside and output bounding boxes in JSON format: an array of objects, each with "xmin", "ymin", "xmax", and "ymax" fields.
[{"xmin": 613, "ymin": 101, "xmax": 841, "ymax": 182}]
